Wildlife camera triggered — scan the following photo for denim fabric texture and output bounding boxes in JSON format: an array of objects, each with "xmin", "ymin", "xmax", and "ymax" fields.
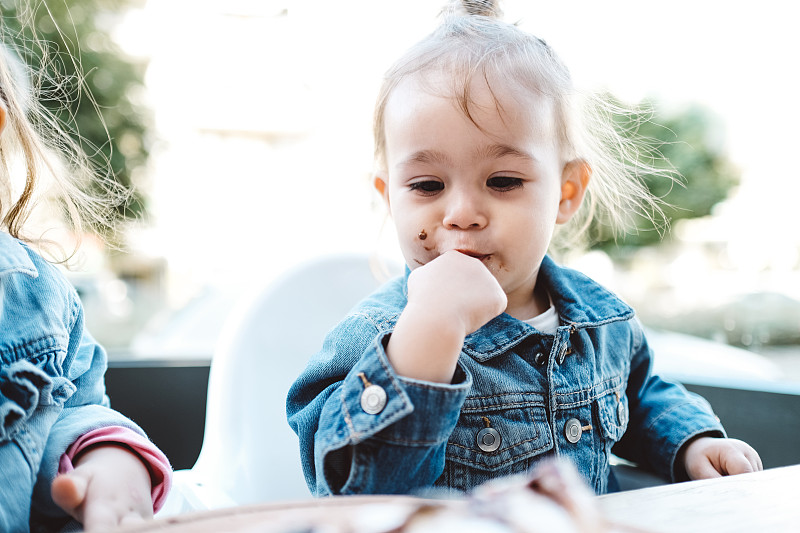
[
  {"xmin": 0, "ymin": 233, "xmax": 148, "ymax": 533},
  {"xmin": 287, "ymin": 255, "xmax": 725, "ymax": 497}
]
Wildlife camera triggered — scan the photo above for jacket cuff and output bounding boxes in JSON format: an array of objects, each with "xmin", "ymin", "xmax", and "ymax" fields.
[
  {"xmin": 314, "ymin": 332, "xmax": 471, "ymax": 494},
  {"xmin": 644, "ymin": 397, "xmax": 726, "ymax": 481},
  {"xmin": 334, "ymin": 332, "xmax": 471, "ymax": 445}
]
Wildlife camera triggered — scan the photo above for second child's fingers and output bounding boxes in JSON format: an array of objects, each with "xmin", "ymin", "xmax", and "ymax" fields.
[
  {"xmin": 51, "ymin": 474, "xmax": 88, "ymax": 517},
  {"xmin": 119, "ymin": 512, "xmax": 148, "ymax": 527},
  {"xmin": 81, "ymin": 505, "xmax": 120, "ymax": 533}
]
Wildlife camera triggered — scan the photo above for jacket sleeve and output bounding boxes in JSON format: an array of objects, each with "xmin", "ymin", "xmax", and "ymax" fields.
[
  {"xmin": 613, "ymin": 319, "xmax": 725, "ymax": 481},
  {"xmin": 287, "ymin": 313, "xmax": 471, "ymax": 496},
  {"xmin": 31, "ymin": 297, "xmax": 156, "ymax": 520}
]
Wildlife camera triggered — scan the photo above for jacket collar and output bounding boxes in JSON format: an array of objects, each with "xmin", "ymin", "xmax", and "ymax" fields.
[
  {"xmin": 0, "ymin": 233, "xmax": 38, "ymax": 277},
  {"xmin": 537, "ymin": 254, "xmax": 633, "ymax": 328}
]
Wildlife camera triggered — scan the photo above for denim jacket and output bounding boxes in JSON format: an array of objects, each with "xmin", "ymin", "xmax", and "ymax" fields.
[
  {"xmin": 287, "ymin": 255, "xmax": 725, "ymax": 497},
  {"xmin": 0, "ymin": 233, "xmax": 148, "ymax": 533}
]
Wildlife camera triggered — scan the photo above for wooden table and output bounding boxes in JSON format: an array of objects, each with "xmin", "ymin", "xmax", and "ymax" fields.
[
  {"xmin": 598, "ymin": 464, "xmax": 800, "ymax": 532},
  {"xmin": 117, "ymin": 465, "xmax": 800, "ymax": 533}
]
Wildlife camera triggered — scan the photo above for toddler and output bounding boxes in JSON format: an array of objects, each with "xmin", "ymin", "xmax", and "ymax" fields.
[
  {"xmin": 287, "ymin": 0, "xmax": 761, "ymax": 497},
  {"xmin": 0, "ymin": 27, "xmax": 170, "ymax": 533}
]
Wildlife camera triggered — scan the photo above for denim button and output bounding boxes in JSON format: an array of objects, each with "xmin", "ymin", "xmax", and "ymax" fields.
[
  {"xmin": 557, "ymin": 345, "xmax": 569, "ymax": 365},
  {"xmin": 617, "ymin": 400, "xmax": 627, "ymax": 426},
  {"xmin": 534, "ymin": 352, "xmax": 546, "ymax": 366},
  {"xmin": 565, "ymin": 418, "xmax": 582, "ymax": 443},
  {"xmin": 360, "ymin": 384, "xmax": 387, "ymax": 414},
  {"xmin": 476, "ymin": 427, "xmax": 501, "ymax": 452}
]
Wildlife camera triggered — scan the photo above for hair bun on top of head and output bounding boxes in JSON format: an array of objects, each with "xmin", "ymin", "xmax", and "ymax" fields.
[{"xmin": 447, "ymin": 0, "xmax": 503, "ymax": 18}]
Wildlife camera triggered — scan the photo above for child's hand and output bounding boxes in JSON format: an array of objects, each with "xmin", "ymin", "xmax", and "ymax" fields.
[
  {"xmin": 51, "ymin": 444, "xmax": 153, "ymax": 531},
  {"xmin": 680, "ymin": 436, "xmax": 763, "ymax": 480},
  {"xmin": 387, "ymin": 250, "xmax": 507, "ymax": 382},
  {"xmin": 408, "ymin": 250, "xmax": 507, "ymax": 335}
]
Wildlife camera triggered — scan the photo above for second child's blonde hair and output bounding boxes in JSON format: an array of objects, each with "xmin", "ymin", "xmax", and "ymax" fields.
[
  {"xmin": 373, "ymin": 0, "xmax": 673, "ymax": 249},
  {"xmin": 0, "ymin": 10, "xmax": 130, "ymax": 254}
]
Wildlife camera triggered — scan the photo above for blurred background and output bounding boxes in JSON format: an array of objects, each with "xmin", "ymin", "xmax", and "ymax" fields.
[{"xmin": 7, "ymin": 0, "xmax": 800, "ymax": 380}]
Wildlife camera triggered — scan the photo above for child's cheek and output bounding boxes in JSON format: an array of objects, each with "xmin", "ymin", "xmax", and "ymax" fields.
[{"xmin": 409, "ymin": 227, "xmax": 436, "ymax": 267}]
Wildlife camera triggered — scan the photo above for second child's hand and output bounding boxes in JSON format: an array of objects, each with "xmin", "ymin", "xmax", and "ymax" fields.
[{"xmin": 386, "ymin": 250, "xmax": 507, "ymax": 383}]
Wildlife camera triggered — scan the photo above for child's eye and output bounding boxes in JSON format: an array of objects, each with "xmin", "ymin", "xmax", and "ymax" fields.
[
  {"xmin": 409, "ymin": 180, "xmax": 444, "ymax": 195},
  {"xmin": 487, "ymin": 176, "xmax": 523, "ymax": 191}
]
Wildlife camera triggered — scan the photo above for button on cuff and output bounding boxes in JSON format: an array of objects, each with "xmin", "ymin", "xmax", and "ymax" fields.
[{"xmin": 360, "ymin": 384, "xmax": 387, "ymax": 414}]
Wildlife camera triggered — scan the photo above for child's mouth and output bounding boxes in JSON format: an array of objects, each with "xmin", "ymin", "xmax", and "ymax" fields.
[{"xmin": 455, "ymin": 249, "xmax": 491, "ymax": 261}]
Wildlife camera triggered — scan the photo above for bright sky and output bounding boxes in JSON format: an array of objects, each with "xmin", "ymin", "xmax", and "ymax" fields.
[{"xmin": 116, "ymin": 0, "xmax": 800, "ymax": 304}]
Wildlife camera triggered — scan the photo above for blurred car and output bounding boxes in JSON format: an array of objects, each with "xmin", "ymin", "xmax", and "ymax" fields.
[
  {"xmin": 650, "ymin": 291, "xmax": 800, "ymax": 349},
  {"xmin": 645, "ymin": 327, "xmax": 783, "ymax": 384}
]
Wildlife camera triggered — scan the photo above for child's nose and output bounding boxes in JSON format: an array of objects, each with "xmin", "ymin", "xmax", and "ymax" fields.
[{"xmin": 442, "ymin": 189, "xmax": 488, "ymax": 230}]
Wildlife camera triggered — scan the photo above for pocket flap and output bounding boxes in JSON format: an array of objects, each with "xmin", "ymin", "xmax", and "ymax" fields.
[{"xmin": 447, "ymin": 393, "xmax": 553, "ymax": 472}]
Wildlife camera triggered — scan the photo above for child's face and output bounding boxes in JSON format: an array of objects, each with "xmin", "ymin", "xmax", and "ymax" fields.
[{"xmin": 375, "ymin": 75, "xmax": 587, "ymax": 317}]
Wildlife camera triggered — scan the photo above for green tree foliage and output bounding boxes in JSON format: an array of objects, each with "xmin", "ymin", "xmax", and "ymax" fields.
[
  {"xmin": 593, "ymin": 99, "xmax": 740, "ymax": 250},
  {"xmin": 0, "ymin": 0, "xmax": 149, "ymax": 222}
]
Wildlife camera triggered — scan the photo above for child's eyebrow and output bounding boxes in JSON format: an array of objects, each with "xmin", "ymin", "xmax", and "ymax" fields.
[
  {"xmin": 401, "ymin": 149, "xmax": 454, "ymax": 167},
  {"xmin": 399, "ymin": 144, "xmax": 535, "ymax": 168},
  {"xmin": 477, "ymin": 143, "xmax": 537, "ymax": 162}
]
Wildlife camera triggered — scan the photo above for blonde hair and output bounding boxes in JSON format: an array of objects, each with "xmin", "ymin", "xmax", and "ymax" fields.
[
  {"xmin": 0, "ymin": 12, "xmax": 130, "ymax": 255},
  {"xmin": 373, "ymin": 0, "xmax": 673, "ymax": 248}
]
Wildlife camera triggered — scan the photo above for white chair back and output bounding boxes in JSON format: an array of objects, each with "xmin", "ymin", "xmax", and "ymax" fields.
[{"xmin": 189, "ymin": 253, "xmax": 397, "ymax": 505}]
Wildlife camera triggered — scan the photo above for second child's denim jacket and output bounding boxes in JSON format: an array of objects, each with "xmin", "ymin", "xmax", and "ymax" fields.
[
  {"xmin": 0, "ymin": 233, "xmax": 150, "ymax": 533},
  {"xmin": 287, "ymin": 255, "xmax": 724, "ymax": 496}
]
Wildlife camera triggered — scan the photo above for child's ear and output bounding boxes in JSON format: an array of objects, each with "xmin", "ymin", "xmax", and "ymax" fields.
[
  {"xmin": 556, "ymin": 160, "xmax": 591, "ymax": 224},
  {"xmin": 373, "ymin": 174, "xmax": 391, "ymax": 210},
  {"xmin": 0, "ymin": 100, "xmax": 7, "ymax": 135}
]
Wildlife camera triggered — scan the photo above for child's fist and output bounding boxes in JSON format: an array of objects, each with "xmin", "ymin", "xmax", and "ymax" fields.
[
  {"xmin": 680, "ymin": 436, "xmax": 763, "ymax": 480},
  {"xmin": 407, "ymin": 249, "xmax": 507, "ymax": 336}
]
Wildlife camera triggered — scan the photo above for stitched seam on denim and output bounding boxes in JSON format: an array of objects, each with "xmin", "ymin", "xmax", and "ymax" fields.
[
  {"xmin": 461, "ymin": 401, "xmax": 545, "ymax": 411},
  {"xmin": 553, "ymin": 376, "xmax": 622, "ymax": 399},
  {"xmin": 340, "ymin": 391, "xmax": 358, "ymax": 441},
  {"xmin": 449, "ymin": 433, "xmax": 545, "ymax": 453},
  {"xmin": 466, "ymin": 391, "xmax": 544, "ymax": 401},
  {"xmin": 556, "ymin": 393, "xmax": 619, "ymax": 409},
  {"xmin": 0, "ymin": 336, "xmax": 63, "ymax": 363},
  {"xmin": 372, "ymin": 434, "xmax": 445, "ymax": 446},
  {"xmin": 67, "ymin": 291, "xmax": 81, "ymax": 333},
  {"xmin": 352, "ymin": 311, "xmax": 399, "ymax": 333},
  {"xmin": 7, "ymin": 430, "xmax": 37, "ymax": 475},
  {"xmin": 566, "ymin": 312, "xmax": 634, "ymax": 330},
  {"xmin": 463, "ymin": 330, "xmax": 532, "ymax": 358},
  {"xmin": 645, "ymin": 400, "xmax": 710, "ymax": 434},
  {"xmin": 399, "ymin": 379, "xmax": 465, "ymax": 392},
  {"xmin": 447, "ymin": 442, "xmax": 550, "ymax": 467},
  {"xmin": 0, "ymin": 265, "xmax": 36, "ymax": 277}
]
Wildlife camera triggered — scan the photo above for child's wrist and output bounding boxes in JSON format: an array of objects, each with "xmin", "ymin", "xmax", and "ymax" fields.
[{"xmin": 387, "ymin": 305, "xmax": 464, "ymax": 382}]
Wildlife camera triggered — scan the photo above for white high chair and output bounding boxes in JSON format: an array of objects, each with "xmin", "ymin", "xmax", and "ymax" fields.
[{"xmin": 160, "ymin": 253, "xmax": 399, "ymax": 514}]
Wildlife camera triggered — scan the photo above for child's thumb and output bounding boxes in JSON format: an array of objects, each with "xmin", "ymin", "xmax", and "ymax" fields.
[{"xmin": 51, "ymin": 473, "xmax": 89, "ymax": 514}]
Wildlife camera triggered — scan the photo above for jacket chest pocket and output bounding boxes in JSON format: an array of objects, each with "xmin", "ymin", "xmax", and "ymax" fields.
[
  {"xmin": 442, "ymin": 394, "xmax": 553, "ymax": 491},
  {"xmin": 596, "ymin": 389, "xmax": 628, "ymax": 444}
]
